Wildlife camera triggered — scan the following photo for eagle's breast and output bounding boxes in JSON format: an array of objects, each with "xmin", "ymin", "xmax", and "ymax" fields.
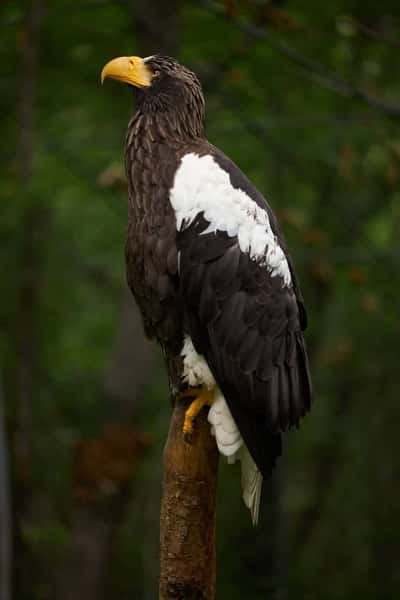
[{"xmin": 125, "ymin": 114, "xmax": 182, "ymax": 349}]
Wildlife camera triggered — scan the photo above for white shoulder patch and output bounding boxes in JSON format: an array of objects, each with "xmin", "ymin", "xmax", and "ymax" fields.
[{"xmin": 170, "ymin": 153, "xmax": 291, "ymax": 287}]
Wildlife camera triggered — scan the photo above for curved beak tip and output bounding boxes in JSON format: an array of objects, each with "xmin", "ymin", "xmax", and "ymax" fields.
[{"xmin": 101, "ymin": 64, "xmax": 110, "ymax": 85}]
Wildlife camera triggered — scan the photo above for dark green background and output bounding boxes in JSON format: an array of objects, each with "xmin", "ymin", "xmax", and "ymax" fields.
[{"xmin": 1, "ymin": 1, "xmax": 399, "ymax": 598}]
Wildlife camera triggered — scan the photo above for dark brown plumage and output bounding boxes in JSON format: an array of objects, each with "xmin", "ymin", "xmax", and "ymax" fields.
[{"xmin": 108, "ymin": 54, "xmax": 312, "ymax": 481}]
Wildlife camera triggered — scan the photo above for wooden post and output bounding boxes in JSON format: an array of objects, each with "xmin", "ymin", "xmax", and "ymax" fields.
[{"xmin": 159, "ymin": 396, "xmax": 219, "ymax": 600}]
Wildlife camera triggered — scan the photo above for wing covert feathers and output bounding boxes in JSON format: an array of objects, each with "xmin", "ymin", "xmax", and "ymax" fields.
[
  {"xmin": 178, "ymin": 219, "xmax": 310, "ymax": 476},
  {"xmin": 175, "ymin": 151, "xmax": 311, "ymax": 477}
]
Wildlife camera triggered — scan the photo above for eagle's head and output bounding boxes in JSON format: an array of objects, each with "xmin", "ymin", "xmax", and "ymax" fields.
[{"xmin": 101, "ymin": 54, "xmax": 205, "ymax": 129}]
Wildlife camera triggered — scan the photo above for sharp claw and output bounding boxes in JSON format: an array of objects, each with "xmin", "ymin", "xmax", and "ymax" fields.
[
  {"xmin": 183, "ymin": 430, "xmax": 193, "ymax": 444},
  {"xmin": 180, "ymin": 387, "xmax": 214, "ymax": 439},
  {"xmin": 183, "ymin": 416, "xmax": 194, "ymax": 441}
]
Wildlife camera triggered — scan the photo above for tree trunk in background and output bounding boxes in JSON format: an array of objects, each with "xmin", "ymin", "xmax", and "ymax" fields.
[
  {"xmin": 0, "ymin": 375, "xmax": 12, "ymax": 600},
  {"xmin": 15, "ymin": 0, "xmax": 44, "ymax": 472},
  {"xmin": 13, "ymin": 1, "xmax": 45, "ymax": 596},
  {"xmin": 102, "ymin": 289, "xmax": 157, "ymax": 419},
  {"xmin": 133, "ymin": 0, "xmax": 182, "ymax": 56},
  {"xmin": 55, "ymin": 290, "xmax": 155, "ymax": 600},
  {"xmin": 159, "ymin": 396, "xmax": 219, "ymax": 600}
]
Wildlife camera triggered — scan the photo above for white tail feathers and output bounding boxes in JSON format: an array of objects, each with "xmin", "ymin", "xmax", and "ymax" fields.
[
  {"xmin": 238, "ymin": 446, "xmax": 263, "ymax": 525},
  {"xmin": 208, "ymin": 391, "xmax": 263, "ymax": 525}
]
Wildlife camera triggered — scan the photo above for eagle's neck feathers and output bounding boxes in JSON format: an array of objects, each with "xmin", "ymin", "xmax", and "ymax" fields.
[{"xmin": 127, "ymin": 104, "xmax": 205, "ymax": 147}]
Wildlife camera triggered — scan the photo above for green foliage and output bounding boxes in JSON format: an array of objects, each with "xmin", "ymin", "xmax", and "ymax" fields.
[{"xmin": 1, "ymin": 1, "xmax": 400, "ymax": 598}]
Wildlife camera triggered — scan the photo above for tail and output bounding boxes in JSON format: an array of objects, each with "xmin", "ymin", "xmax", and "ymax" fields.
[
  {"xmin": 208, "ymin": 391, "xmax": 263, "ymax": 524},
  {"xmin": 239, "ymin": 446, "xmax": 263, "ymax": 525}
]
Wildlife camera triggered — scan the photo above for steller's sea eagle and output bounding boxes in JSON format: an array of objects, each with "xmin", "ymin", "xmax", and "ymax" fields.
[{"xmin": 101, "ymin": 55, "xmax": 312, "ymax": 523}]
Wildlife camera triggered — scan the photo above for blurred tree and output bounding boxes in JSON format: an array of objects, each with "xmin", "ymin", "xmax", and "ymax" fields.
[
  {"xmin": 13, "ymin": 0, "xmax": 46, "ymax": 594},
  {"xmin": 0, "ymin": 373, "xmax": 12, "ymax": 600}
]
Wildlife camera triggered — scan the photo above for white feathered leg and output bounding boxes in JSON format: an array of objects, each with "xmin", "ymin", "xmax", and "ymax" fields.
[{"xmin": 208, "ymin": 391, "xmax": 263, "ymax": 525}]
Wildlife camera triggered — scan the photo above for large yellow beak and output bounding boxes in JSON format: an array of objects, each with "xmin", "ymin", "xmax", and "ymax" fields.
[{"xmin": 101, "ymin": 56, "xmax": 153, "ymax": 88}]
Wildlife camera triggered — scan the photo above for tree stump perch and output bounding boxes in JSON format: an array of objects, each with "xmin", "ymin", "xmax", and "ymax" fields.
[{"xmin": 159, "ymin": 395, "xmax": 219, "ymax": 600}]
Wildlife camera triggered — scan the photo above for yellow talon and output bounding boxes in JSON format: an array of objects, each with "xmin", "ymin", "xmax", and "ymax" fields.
[{"xmin": 180, "ymin": 387, "xmax": 214, "ymax": 438}]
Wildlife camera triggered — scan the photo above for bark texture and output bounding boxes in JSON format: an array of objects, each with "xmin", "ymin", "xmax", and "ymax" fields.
[{"xmin": 159, "ymin": 394, "xmax": 219, "ymax": 600}]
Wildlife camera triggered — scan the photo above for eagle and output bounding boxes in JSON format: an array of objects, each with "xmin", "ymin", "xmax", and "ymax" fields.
[{"xmin": 101, "ymin": 55, "xmax": 312, "ymax": 523}]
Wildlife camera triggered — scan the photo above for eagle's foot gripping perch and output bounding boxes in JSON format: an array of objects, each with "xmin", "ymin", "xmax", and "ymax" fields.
[{"xmin": 178, "ymin": 386, "xmax": 214, "ymax": 441}]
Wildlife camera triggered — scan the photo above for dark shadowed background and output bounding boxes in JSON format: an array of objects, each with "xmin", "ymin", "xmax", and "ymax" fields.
[{"xmin": 1, "ymin": 1, "xmax": 400, "ymax": 599}]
